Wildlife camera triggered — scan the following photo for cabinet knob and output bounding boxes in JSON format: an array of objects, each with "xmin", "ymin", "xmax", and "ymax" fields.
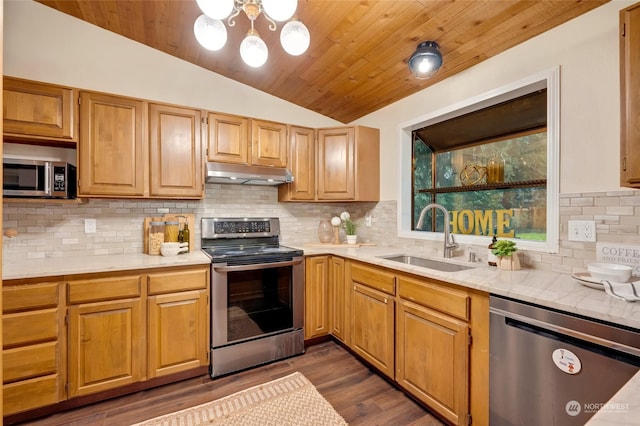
[{"xmin": 384, "ymin": 297, "xmax": 388, "ymax": 304}]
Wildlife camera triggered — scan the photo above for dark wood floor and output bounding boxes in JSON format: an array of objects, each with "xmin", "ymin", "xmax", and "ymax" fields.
[{"xmin": 18, "ymin": 341, "xmax": 444, "ymax": 425}]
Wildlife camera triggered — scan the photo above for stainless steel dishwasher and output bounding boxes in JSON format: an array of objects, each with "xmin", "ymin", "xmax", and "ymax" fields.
[{"xmin": 490, "ymin": 295, "xmax": 640, "ymax": 425}]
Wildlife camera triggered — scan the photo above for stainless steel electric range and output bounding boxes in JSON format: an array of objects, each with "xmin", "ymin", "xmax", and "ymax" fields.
[{"xmin": 201, "ymin": 217, "xmax": 305, "ymax": 378}]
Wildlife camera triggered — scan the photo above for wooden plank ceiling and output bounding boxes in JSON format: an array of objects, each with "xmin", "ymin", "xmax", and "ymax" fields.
[{"xmin": 37, "ymin": 0, "xmax": 609, "ymax": 124}]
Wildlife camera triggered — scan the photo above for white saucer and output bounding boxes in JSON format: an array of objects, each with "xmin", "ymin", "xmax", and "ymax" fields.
[{"xmin": 571, "ymin": 272, "xmax": 605, "ymax": 290}]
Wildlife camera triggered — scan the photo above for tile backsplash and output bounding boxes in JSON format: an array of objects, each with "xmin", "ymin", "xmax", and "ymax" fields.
[{"xmin": 4, "ymin": 186, "xmax": 640, "ymax": 276}]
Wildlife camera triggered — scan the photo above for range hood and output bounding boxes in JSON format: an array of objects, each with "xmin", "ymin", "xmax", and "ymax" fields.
[{"xmin": 206, "ymin": 162, "xmax": 294, "ymax": 186}]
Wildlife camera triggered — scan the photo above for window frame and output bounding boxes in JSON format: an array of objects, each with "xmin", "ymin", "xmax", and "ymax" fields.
[{"xmin": 397, "ymin": 67, "xmax": 560, "ymax": 253}]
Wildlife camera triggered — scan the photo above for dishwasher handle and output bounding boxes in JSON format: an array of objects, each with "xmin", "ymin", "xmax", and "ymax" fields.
[{"xmin": 491, "ymin": 306, "xmax": 640, "ymax": 358}]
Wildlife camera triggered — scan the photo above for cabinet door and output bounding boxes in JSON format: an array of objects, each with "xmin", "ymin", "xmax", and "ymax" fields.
[
  {"xmin": 279, "ymin": 126, "xmax": 315, "ymax": 201},
  {"xmin": 149, "ymin": 103, "xmax": 203, "ymax": 198},
  {"xmin": 396, "ymin": 299, "xmax": 470, "ymax": 425},
  {"xmin": 317, "ymin": 127, "xmax": 355, "ymax": 200},
  {"xmin": 328, "ymin": 257, "xmax": 347, "ymax": 342},
  {"xmin": 67, "ymin": 299, "xmax": 143, "ymax": 397},
  {"xmin": 621, "ymin": 3, "xmax": 640, "ymax": 187},
  {"xmin": 3, "ymin": 77, "xmax": 77, "ymax": 142},
  {"xmin": 251, "ymin": 119, "xmax": 287, "ymax": 167},
  {"xmin": 148, "ymin": 290, "xmax": 208, "ymax": 378},
  {"xmin": 79, "ymin": 92, "xmax": 146, "ymax": 196},
  {"xmin": 351, "ymin": 283, "xmax": 395, "ymax": 379},
  {"xmin": 206, "ymin": 112, "xmax": 249, "ymax": 164},
  {"xmin": 304, "ymin": 256, "xmax": 330, "ymax": 339}
]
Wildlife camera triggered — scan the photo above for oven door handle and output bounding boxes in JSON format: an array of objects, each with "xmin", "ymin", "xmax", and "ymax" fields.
[{"xmin": 213, "ymin": 258, "xmax": 303, "ymax": 272}]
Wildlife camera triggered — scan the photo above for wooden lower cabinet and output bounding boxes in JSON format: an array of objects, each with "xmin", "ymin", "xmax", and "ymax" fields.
[
  {"xmin": 67, "ymin": 298, "xmax": 144, "ymax": 397},
  {"xmin": 328, "ymin": 257, "xmax": 347, "ymax": 342},
  {"xmin": 2, "ymin": 279, "xmax": 64, "ymax": 416},
  {"xmin": 340, "ymin": 260, "xmax": 488, "ymax": 425},
  {"xmin": 350, "ymin": 283, "xmax": 395, "ymax": 379},
  {"xmin": 396, "ymin": 299, "xmax": 470, "ymax": 425},
  {"xmin": 147, "ymin": 267, "xmax": 209, "ymax": 378},
  {"xmin": 66, "ymin": 266, "xmax": 210, "ymax": 398},
  {"xmin": 304, "ymin": 256, "xmax": 330, "ymax": 339}
]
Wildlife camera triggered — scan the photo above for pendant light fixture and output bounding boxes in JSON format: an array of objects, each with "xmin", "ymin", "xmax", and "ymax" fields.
[
  {"xmin": 408, "ymin": 41, "xmax": 443, "ymax": 79},
  {"xmin": 194, "ymin": 0, "xmax": 310, "ymax": 68}
]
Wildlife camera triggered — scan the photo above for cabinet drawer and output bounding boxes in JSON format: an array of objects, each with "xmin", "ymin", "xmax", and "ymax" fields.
[
  {"xmin": 350, "ymin": 262, "xmax": 396, "ymax": 295},
  {"xmin": 3, "ymin": 282, "xmax": 59, "ymax": 313},
  {"xmin": 67, "ymin": 275, "xmax": 142, "ymax": 304},
  {"xmin": 148, "ymin": 268, "xmax": 208, "ymax": 295},
  {"xmin": 3, "ymin": 309, "xmax": 58, "ymax": 348},
  {"xmin": 3, "ymin": 374, "xmax": 60, "ymax": 415},
  {"xmin": 4, "ymin": 342, "xmax": 58, "ymax": 383},
  {"xmin": 398, "ymin": 276, "xmax": 470, "ymax": 321}
]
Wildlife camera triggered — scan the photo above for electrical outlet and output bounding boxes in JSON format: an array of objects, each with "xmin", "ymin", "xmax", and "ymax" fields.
[
  {"xmin": 84, "ymin": 218, "xmax": 97, "ymax": 234},
  {"xmin": 567, "ymin": 220, "xmax": 596, "ymax": 242},
  {"xmin": 365, "ymin": 216, "xmax": 372, "ymax": 227}
]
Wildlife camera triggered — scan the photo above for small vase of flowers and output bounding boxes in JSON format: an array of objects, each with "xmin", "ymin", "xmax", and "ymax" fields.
[{"xmin": 340, "ymin": 211, "xmax": 357, "ymax": 244}]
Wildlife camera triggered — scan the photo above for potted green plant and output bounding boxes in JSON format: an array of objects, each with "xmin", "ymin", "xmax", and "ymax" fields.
[
  {"xmin": 492, "ymin": 240, "xmax": 520, "ymax": 270},
  {"xmin": 340, "ymin": 211, "xmax": 357, "ymax": 244}
]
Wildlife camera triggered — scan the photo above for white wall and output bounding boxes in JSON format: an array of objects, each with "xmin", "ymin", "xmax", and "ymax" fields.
[
  {"xmin": 354, "ymin": 0, "xmax": 635, "ymax": 200},
  {"xmin": 3, "ymin": 0, "xmax": 339, "ymax": 129}
]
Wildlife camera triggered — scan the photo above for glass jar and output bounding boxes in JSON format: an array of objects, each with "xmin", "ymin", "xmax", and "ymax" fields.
[
  {"xmin": 164, "ymin": 221, "xmax": 179, "ymax": 242},
  {"xmin": 317, "ymin": 219, "xmax": 333, "ymax": 243},
  {"xmin": 487, "ymin": 153, "xmax": 505, "ymax": 184},
  {"xmin": 148, "ymin": 221, "xmax": 165, "ymax": 255}
]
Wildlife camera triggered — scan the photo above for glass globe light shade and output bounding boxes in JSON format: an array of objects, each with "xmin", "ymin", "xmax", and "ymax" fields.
[
  {"xmin": 280, "ymin": 20, "xmax": 310, "ymax": 56},
  {"xmin": 408, "ymin": 41, "xmax": 443, "ymax": 79},
  {"xmin": 240, "ymin": 32, "xmax": 269, "ymax": 68},
  {"xmin": 194, "ymin": 15, "xmax": 227, "ymax": 51},
  {"xmin": 196, "ymin": 0, "xmax": 234, "ymax": 20},
  {"xmin": 262, "ymin": 0, "xmax": 297, "ymax": 22}
]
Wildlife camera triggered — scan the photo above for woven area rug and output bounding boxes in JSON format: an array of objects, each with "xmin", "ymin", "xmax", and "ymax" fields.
[{"xmin": 132, "ymin": 372, "xmax": 347, "ymax": 426}]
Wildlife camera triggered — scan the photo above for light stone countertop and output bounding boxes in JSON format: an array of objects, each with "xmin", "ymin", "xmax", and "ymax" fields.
[{"xmin": 2, "ymin": 251, "xmax": 211, "ymax": 280}]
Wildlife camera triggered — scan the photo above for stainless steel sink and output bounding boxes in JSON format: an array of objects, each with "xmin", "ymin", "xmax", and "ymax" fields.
[{"xmin": 380, "ymin": 255, "xmax": 474, "ymax": 272}]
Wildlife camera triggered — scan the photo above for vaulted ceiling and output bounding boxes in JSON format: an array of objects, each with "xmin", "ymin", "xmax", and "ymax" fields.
[{"xmin": 37, "ymin": 0, "xmax": 609, "ymax": 123}]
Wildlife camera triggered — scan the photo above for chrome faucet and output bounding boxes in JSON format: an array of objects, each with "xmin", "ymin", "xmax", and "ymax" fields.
[{"xmin": 416, "ymin": 203, "xmax": 458, "ymax": 258}]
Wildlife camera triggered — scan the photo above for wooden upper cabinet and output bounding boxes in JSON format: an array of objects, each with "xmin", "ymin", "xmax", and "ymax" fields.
[
  {"xmin": 206, "ymin": 112, "xmax": 250, "ymax": 164},
  {"xmin": 316, "ymin": 125, "xmax": 380, "ymax": 202},
  {"xmin": 78, "ymin": 91, "xmax": 146, "ymax": 197},
  {"xmin": 3, "ymin": 76, "xmax": 78, "ymax": 144},
  {"xmin": 251, "ymin": 119, "xmax": 288, "ymax": 167},
  {"xmin": 621, "ymin": 2, "xmax": 640, "ymax": 187},
  {"xmin": 278, "ymin": 126, "xmax": 315, "ymax": 201},
  {"xmin": 149, "ymin": 103, "xmax": 203, "ymax": 198}
]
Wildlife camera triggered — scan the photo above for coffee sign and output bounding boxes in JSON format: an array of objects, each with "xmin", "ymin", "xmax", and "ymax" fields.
[{"xmin": 596, "ymin": 243, "xmax": 640, "ymax": 276}]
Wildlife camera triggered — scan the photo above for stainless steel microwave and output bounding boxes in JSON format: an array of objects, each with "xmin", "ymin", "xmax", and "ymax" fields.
[{"xmin": 3, "ymin": 158, "xmax": 77, "ymax": 199}]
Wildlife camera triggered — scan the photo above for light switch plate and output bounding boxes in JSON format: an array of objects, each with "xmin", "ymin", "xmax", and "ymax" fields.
[
  {"xmin": 84, "ymin": 218, "xmax": 97, "ymax": 234},
  {"xmin": 567, "ymin": 220, "xmax": 596, "ymax": 242}
]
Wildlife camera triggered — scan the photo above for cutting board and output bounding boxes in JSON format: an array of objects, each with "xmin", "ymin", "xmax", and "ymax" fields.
[
  {"xmin": 303, "ymin": 242, "xmax": 376, "ymax": 248},
  {"xmin": 143, "ymin": 213, "xmax": 195, "ymax": 254}
]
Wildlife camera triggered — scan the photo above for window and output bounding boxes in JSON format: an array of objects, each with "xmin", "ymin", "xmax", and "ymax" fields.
[{"xmin": 398, "ymin": 68, "xmax": 559, "ymax": 253}]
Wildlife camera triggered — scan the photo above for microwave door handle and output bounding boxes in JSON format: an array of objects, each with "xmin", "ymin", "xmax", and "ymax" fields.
[
  {"xmin": 44, "ymin": 162, "xmax": 52, "ymax": 195},
  {"xmin": 213, "ymin": 258, "xmax": 303, "ymax": 272}
]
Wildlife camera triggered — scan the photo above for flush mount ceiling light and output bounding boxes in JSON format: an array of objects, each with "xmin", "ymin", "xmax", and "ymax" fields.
[
  {"xmin": 194, "ymin": 0, "xmax": 310, "ymax": 68},
  {"xmin": 408, "ymin": 41, "xmax": 443, "ymax": 79}
]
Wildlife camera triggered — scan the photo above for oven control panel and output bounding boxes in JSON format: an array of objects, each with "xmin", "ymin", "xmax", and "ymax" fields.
[
  {"xmin": 215, "ymin": 220, "xmax": 270, "ymax": 234},
  {"xmin": 201, "ymin": 217, "xmax": 280, "ymax": 239}
]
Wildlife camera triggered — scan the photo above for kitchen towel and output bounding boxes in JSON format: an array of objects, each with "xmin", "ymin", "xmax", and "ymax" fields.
[{"xmin": 603, "ymin": 280, "xmax": 640, "ymax": 302}]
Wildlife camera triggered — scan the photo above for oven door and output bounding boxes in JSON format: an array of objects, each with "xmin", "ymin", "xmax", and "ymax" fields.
[{"xmin": 211, "ymin": 256, "xmax": 304, "ymax": 348}]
